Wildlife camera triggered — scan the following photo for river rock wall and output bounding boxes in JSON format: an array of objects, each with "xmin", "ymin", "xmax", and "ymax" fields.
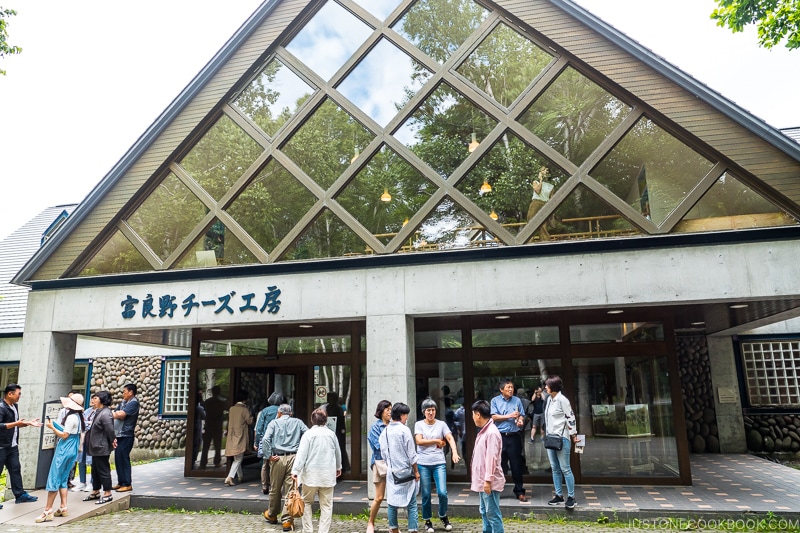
[
  {"xmin": 90, "ymin": 356, "xmax": 187, "ymax": 461},
  {"xmin": 677, "ymin": 335, "xmax": 720, "ymax": 453}
]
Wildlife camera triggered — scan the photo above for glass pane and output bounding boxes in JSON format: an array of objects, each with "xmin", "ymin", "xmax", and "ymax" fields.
[
  {"xmin": 335, "ymin": 145, "xmax": 435, "ymax": 245},
  {"xmin": 285, "ymin": 0, "xmax": 372, "ymax": 82},
  {"xmin": 590, "ymin": 117, "xmax": 714, "ymax": 226},
  {"xmin": 393, "ymin": 0, "xmax": 490, "ymax": 64},
  {"xmin": 193, "ymin": 368, "xmax": 231, "ymax": 472},
  {"xmin": 415, "ymin": 360, "xmax": 467, "ymax": 476},
  {"xmin": 280, "ymin": 209, "xmax": 370, "ymax": 260},
  {"xmin": 415, "ymin": 330, "xmax": 463, "ymax": 349},
  {"xmin": 173, "ymin": 219, "xmax": 259, "ymax": 269},
  {"xmin": 519, "ymin": 66, "xmax": 632, "ymax": 165},
  {"xmin": 473, "ymin": 359, "xmax": 562, "ymax": 476},
  {"xmin": 72, "ymin": 365, "xmax": 89, "ymax": 390},
  {"xmin": 278, "ymin": 335, "xmax": 351, "ymax": 354},
  {"xmin": 226, "ymin": 159, "xmax": 318, "ymax": 255},
  {"xmin": 570, "ymin": 323, "xmax": 664, "ymax": 344},
  {"xmin": 394, "ymin": 83, "xmax": 498, "ymax": 179},
  {"xmin": 674, "ymin": 172, "xmax": 797, "ymax": 233},
  {"xmin": 527, "ymin": 184, "xmax": 640, "ymax": 243},
  {"xmin": 472, "ymin": 326, "xmax": 559, "ymax": 347},
  {"xmin": 127, "ymin": 172, "xmax": 208, "ymax": 261},
  {"xmin": 574, "ymin": 355, "xmax": 679, "ymax": 478},
  {"xmin": 199, "ymin": 339, "xmax": 269, "ymax": 357},
  {"xmin": 456, "ymin": 22, "xmax": 552, "ymax": 108},
  {"xmin": 408, "ymin": 197, "xmax": 499, "ymax": 252},
  {"xmin": 79, "ymin": 230, "xmax": 153, "ymax": 276},
  {"xmin": 354, "ymin": 0, "xmax": 402, "ymax": 21},
  {"xmin": 455, "ymin": 132, "xmax": 569, "ymax": 235},
  {"xmin": 232, "ymin": 58, "xmax": 315, "ymax": 138},
  {"xmin": 314, "ymin": 369, "xmax": 353, "ymax": 473},
  {"xmin": 179, "ymin": 114, "xmax": 263, "ymax": 201},
  {"xmin": 338, "ymin": 38, "xmax": 432, "ymax": 127},
  {"xmin": 281, "ymin": 98, "xmax": 375, "ymax": 190}
]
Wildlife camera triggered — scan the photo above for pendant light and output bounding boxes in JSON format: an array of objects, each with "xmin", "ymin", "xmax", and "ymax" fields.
[
  {"xmin": 380, "ymin": 188, "xmax": 392, "ymax": 202},
  {"xmin": 480, "ymin": 179, "xmax": 492, "ymax": 194},
  {"xmin": 468, "ymin": 132, "xmax": 480, "ymax": 153},
  {"xmin": 489, "ymin": 209, "xmax": 498, "ymax": 220}
]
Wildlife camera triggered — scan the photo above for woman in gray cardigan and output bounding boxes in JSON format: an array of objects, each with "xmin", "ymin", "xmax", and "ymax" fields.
[{"xmin": 83, "ymin": 391, "xmax": 116, "ymax": 504}]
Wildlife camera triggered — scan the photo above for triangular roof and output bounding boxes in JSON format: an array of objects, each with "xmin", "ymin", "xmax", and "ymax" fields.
[
  {"xmin": 13, "ymin": 0, "xmax": 800, "ymax": 285},
  {"xmin": 1, "ymin": 205, "xmax": 77, "ymax": 332}
]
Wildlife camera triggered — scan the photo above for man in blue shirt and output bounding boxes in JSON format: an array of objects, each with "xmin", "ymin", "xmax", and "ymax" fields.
[
  {"xmin": 490, "ymin": 379, "xmax": 527, "ymax": 502},
  {"xmin": 112, "ymin": 383, "xmax": 140, "ymax": 492}
]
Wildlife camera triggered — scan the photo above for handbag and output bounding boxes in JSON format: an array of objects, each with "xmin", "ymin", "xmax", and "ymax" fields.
[
  {"xmin": 373, "ymin": 459, "xmax": 387, "ymax": 477},
  {"xmin": 284, "ymin": 478, "xmax": 305, "ymax": 518},
  {"xmin": 392, "ymin": 465, "xmax": 415, "ymax": 484},
  {"xmin": 544, "ymin": 433, "xmax": 563, "ymax": 450}
]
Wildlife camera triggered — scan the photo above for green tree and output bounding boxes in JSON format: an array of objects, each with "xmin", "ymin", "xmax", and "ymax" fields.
[
  {"xmin": 711, "ymin": 0, "xmax": 800, "ymax": 50},
  {"xmin": 0, "ymin": 7, "xmax": 22, "ymax": 75}
]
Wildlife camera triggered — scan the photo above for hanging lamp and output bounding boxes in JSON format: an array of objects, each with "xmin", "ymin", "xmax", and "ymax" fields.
[
  {"xmin": 468, "ymin": 132, "xmax": 480, "ymax": 153},
  {"xmin": 489, "ymin": 209, "xmax": 498, "ymax": 220},
  {"xmin": 380, "ymin": 188, "xmax": 392, "ymax": 202},
  {"xmin": 480, "ymin": 179, "xmax": 492, "ymax": 194}
]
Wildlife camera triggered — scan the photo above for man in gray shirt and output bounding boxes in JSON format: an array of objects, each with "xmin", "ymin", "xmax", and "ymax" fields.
[{"xmin": 261, "ymin": 404, "xmax": 308, "ymax": 532}]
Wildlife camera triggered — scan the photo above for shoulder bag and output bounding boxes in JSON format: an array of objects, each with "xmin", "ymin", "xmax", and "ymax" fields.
[
  {"xmin": 284, "ymin": 477, "xmax": 305, "ymax": 518},
  {"xmin": 385, "ymin": 426, "xmax": 415, "ymax": 484},
  {"xmin": 544, "ymin": 396, "xmax": 566, "ymax": 451}
]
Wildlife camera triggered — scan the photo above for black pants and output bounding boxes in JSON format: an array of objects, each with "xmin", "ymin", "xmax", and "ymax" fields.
[
  {"xmin": 91, "ymin": 454, "xmax": 112, "ymax": 492},
  {"xmin": 0, "ymin": 445, "xmax": 25, "ymax": 498},
  {"xmin": 201, "ymin": 430, "xmax": 222, "ymax": 467},
  {"xmin": 501, "ymin": 432, "xmax": 525, "ymax": 497}
]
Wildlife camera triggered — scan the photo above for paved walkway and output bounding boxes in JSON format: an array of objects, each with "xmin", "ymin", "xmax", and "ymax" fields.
[{"xmin": 2, "ymin": 453, "xmax": 800, "ymax": 528}]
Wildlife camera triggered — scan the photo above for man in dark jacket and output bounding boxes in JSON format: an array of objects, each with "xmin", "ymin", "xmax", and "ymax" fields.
[{"xmin": 0, "ymin": 383, "xmax": 42, "ymax": 508}]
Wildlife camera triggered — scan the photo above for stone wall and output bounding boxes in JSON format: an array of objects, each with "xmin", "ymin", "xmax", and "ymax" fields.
[
  {"xmin": 744, "ymin": 415, "xmax": 800, "ymax": 454},
  {"xmin": 677, "ymin": 335, "xmax": 720, "ymax": 453},
  {"xmin": 90, "ymin": 356, "xmax": 187, "ymax": 462}
]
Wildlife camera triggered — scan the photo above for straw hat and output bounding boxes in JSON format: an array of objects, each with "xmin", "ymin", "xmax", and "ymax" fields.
[{"xmin": 60, "ymin": 393, "xmax": 85, "ymax": 411}]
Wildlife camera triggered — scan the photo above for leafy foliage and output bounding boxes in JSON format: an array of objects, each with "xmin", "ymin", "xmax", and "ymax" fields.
[
  {"xmin": 0, "ymin": 6, "xmax": 22, "ymax": 75},
  {"xmin": 711, "ymin": 0, "xmax": 800, "ymax": 50}
]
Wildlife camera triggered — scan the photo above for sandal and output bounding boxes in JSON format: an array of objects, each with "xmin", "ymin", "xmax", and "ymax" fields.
[
  {"xmin": 35, "ymin": 510, "xmax": 54, "ymax": 523},
  {"xmin": 96, "ymin": 495, "xmax": 113, "ymax": 504},
  {"xmin": 83, "ymin": 492, "xmax": 101, "ymax": 501},
  {"xmin": 54, "ymin": 506, "xmax": 68, "ymax": 517}
]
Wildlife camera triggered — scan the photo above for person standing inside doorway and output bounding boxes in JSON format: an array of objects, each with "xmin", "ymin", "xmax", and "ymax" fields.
[
  {"xmin": 200, "ymin": 385, "xmax": 226, "ymax": 468},
  {"xmin": 112, "ymin": 383, "xmax": 139, "ymax": 493},
  {"xmin": 490, "ymin": 379, "xmax": 527, "ymax": 502},
  {"xmin": 470, "ymin": 400, "xmax": 504, "ymax": 533},
  {"xmin": 0, "ymin": 383, "xmax": 42, "ymax": 508}
]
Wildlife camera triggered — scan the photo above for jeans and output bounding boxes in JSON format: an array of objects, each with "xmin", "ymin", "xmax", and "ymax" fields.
[
  {"xmin": 418, "ymin": 462, "xmax": 448, "ymax": 519},
  {"xmin": 115, "ymin": 435, "xmax": 134, "ymax": 486},
  {"xmin": 546, "ymin": 437, "xmax": 575, "ymax": 498},
  {"xmin": 478, "ymin": 491, "xmax": 504, "ymax": 533},
  {"xmin": 387, "ymin": 485, "xmax": 418, "ymax": 532}
]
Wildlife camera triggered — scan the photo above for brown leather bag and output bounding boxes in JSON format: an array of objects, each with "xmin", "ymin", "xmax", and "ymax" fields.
[{"xmin": 285, "ymin": 478, "xmax": 305, "ymax": 518}]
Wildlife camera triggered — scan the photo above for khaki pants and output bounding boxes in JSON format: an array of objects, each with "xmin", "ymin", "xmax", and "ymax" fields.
[
  {"xmin": 268, "ymin": 454, "xmax": 296, "ymax": 522},
  {"xmin": 301, "ymin": 485, "xmax": 334, "ymax": 533},
  {"xmin": 527, "ymin": 199, "xmax": 551, "ymax": 241}
]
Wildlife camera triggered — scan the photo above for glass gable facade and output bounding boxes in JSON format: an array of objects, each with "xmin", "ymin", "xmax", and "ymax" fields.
[{"xmin": 78, "ymin": 0, "xmax": 797, "ymax": 276}]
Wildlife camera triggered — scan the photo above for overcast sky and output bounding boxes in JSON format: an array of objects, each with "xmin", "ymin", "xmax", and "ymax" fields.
[{"xmin": 0, "ymin": 0, "xmax": 798, "ymax": 242}]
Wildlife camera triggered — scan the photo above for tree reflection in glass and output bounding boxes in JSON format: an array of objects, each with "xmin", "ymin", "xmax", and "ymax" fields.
[
  {"xmin": 281, "ymin": 98, "xmax": 375, "ymax": 191},
  {"xmin": 232, "ymin": 58, "xmax": 314, "ymax": 138},
  {"xmin": 455, "ymin": 132, "xmax": 568, "ymax": 235},
  {"xmin": 280, "ymin": 208, "xmax": 369, "ymax": 261},
  {"xmin": 590, "ymin": 117, "xmax": 713, "ymax": 226},
  {"xmin": 520, "ymin": 66, "xmax": 631, "ymax": 165},
  {"xmin": 173, "ymin": 219, "xmax": 259, "ymax": 269},
  {"xmin": 79, "ymin": 230, "xmax": 153, "ymax": 276},
  {"xmin": 226, "ymin": 159, "xmax": 318, "ymax": 256},
  {"xmin": 456, "ymin": 22, "xmax": 553, "ymax": 108},
  {"xmin": 126, "ymin": 172, "xmax": 209, "ymax": 261},
  {"xmin": 336, "ymin": 145, "xmax": 434, "ymax": 245}
]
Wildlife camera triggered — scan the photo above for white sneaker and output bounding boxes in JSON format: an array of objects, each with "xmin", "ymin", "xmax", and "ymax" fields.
[
  {"xmin": 81, "ymin": 484, "xmax": 93, "ymax": 492},
  {"xmin": 70, "ymin": 482, "xmax": 86, "ymax": 492}
]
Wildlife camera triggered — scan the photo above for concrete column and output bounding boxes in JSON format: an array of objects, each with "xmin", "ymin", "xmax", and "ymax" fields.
[
  {"xmin": 17, "ymin": 290, "xmax": 77, "ymax": 489},
  {"xmin": 365, "ymin": 313, "xmax": 415, "ymax": 499},
  {"xmin": 707, "ymin": 336, "xmax": 747, "ymax": 452}
]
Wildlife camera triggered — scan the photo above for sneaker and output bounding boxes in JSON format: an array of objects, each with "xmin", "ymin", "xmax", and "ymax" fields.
[
  {"xmin": 441, "ymin": 516, "xmax": 452, "ymax": 532},
  {"xmin": 70, "ymin": 482, "xmax": 86, "ymax": 492},
  {"xmin": 81, "ymin": 485, "xmax": 93, "ymax": 492},
  {"xmin": 547, "ymin": 495, "xmax": 564, "ymax": 506},
  {"xmin": 15, "ymin": 492, "xmax": 38, "ymax": 503},
  {"xmin": 425, "ymin": 519, "xmax": 434, "ymax": 533},
  {"xmin": 565, "ymin": 496, "xmax": 576, "ymax": 509}
]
